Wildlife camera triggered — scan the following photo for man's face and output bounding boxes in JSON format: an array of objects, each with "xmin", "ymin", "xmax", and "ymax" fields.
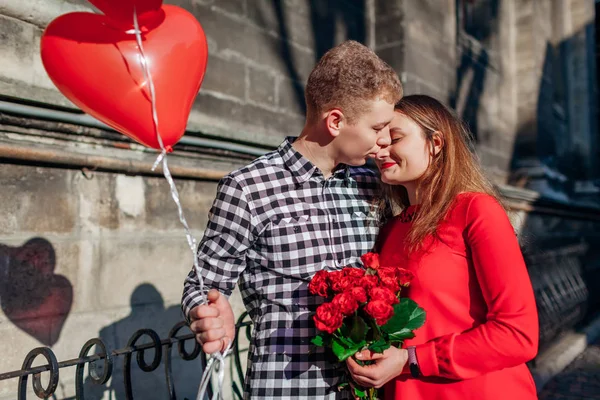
[{"xmin": 334, "ymin": 98, "xmax": 396, "ymax": 166}]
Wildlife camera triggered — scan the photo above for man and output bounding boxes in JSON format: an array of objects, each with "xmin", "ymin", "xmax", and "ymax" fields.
[{"xmin": 182, "ymin": 40, "xmax": 402, "ymax": 399}]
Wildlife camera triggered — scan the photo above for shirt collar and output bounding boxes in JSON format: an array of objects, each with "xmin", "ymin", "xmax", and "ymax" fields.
[{"xmin": 278, "ymin": 137, "xmax": 350, "ymax": 185}]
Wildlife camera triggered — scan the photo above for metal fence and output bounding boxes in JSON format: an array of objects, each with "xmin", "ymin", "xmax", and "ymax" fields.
[{"xmin": 0, "ymin": 313, "xmax": 252, "ymax": 400}]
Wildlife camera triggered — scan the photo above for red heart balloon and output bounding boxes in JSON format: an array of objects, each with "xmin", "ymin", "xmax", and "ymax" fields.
[
  {"xmin": 88, "ymin": 0, "xmax": 163, "ymax": 29},
  {"xmin": 40, "ymin": 5, "xmax": 207, "ymax": 150}
]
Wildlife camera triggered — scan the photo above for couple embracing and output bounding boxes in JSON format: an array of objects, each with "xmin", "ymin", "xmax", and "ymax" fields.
[{"xmin": 182, "ymin": 40, "xmax": 539, "ymax": 400}]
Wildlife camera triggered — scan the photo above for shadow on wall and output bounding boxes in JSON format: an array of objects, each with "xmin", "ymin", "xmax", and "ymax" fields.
[
  {"xmin": 250, "ymin": 0, "xmax": 366, "ymax": 116},
  {"xmin": 509, "ymin": 22, "xmax": 600, "ymax": 352},
  {"xmin": 82, "ymin": 283, "xmax": 202, "ymax": 400},
  {"xmin": 510, "ymin": 23, "xmax": 598, "ymax": 196},
  {"xmin": 0, "ymin": 238, "xmax": 72, "ymax": 346},
  {"xmin": 450, "ymin": 0, "xmax": 499, "ymax": 143},
  {"xmin": 450, "ymin": 1, "xmax": 600, "ymax": 354}
]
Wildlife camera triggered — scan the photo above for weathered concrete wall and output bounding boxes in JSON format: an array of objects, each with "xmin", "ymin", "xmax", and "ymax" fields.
[
  {"xmin": 0, "ymin": 164, "xmax": 230, "ymax": 399},
  {"xmin": 512, "ymin": 0, "xmax": 598, "ymax": 188}
]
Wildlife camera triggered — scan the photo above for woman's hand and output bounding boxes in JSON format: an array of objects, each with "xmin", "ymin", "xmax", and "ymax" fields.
[{"xmin": 346, "ymin": 347, "xmax": 408, "ymax": 389}]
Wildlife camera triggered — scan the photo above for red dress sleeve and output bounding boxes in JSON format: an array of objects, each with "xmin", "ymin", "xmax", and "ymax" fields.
[{"xmin": 415, "ymin": 194, "xmax": 539, "ymax": 379}]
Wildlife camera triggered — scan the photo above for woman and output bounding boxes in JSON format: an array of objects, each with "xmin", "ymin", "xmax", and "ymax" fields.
[{"xmin": 346, "ymin": 95, "xmax": 539, "ymax": 399}]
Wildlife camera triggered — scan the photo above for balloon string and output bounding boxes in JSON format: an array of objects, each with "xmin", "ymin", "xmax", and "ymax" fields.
[{"xmin": 130, "ymin": 8, "xmax": 232, "ymax": 400}]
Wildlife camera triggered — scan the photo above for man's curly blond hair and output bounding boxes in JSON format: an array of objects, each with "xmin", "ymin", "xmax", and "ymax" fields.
[{"xmin": 305, "ymin": 40, "xmax": 403, "ymax": 125}]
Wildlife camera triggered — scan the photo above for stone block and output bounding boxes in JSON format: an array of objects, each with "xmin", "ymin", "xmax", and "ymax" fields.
[
  {"xmin": 375, "ymin": 16, "xmax": 404, "ymax": 48},
  {"xmin": 193, "ymin": 91, "xmax": 303, "ymax": 143},
  {"xmin": 278, "ymin": 76, "xmax": 306, "ymax": 116},
  {"xmin": 406, "ymin": 20, "xmax": 455, "ymax": 64},
  {"xmin": 375, "ymin": 0, "xmax": 403, "ymax": 23},
  {"xmin": 478, "ymin": 145, "xmax": 511, "ymax": 173},
  {"xmin": 377, "ymin": 42, "xmax": 405, "ymax": 73},
  {"xmin": 416, "ymin": 81, "xmax": 450, "ymax": 104},
  {"xmin": 193, "ymin": 2, "xmax": 316, "ymax": 79},
  {"xmin": 31, "ymin": 26, "xmax": 55, "ymax": 90},
  {"xmin": 143, "ymin": 178, "xmax": 217, "ymax": 232},
  {"xmin": 191, "ymin": 0, "xmax": 247, "ymax": 17},
  {"xmin": 246, "ymin": 1, "xmax": 314, "ymax": 50},
  {"xmin": 248, "ymin": 67, "xmax": 276, "ymax": 106},
  {"xmin": 401, "ymin": 75, "xmax": 420, "ymax": 95},
  {"xmin": 403, "ymin": 0, "xmax": 450, "ymax": 38},
  {"xmin": 404, "ymin": 43, "xmax": 454, "ymax": 96},
  {"xmin": 0, "ymin": 165, "xmax": 77, "ymax": 235},
  {"xmin": 94, "ymin": 236, "xmax": 196, "ymax": 310},
  {"xmin": 164, "ymin": 0, "xmax": 194, "ymax": 13},
  {"xmin": 0, "ymin": 15, "xmax": 35, "ymax": 86},
  {"xmin": 202, "ymin": 54, "xmax": 246, "ymax": 100}
]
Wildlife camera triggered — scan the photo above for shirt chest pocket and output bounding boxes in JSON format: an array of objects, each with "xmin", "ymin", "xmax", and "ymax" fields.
[{"xmin": 262, "ymin": 209, "xmax": 332, "ymax": 276}]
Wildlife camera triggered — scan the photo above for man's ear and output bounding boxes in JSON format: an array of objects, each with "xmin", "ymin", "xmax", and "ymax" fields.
[{"xmin": 325, "ymin": 109, "xmax": 344, "ymax": 137}]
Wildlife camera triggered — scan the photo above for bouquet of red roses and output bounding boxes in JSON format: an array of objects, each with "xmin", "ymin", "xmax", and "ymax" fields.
[{"xmin": 309, "ymin": 252, "xmax": 425, "ymax": 400}]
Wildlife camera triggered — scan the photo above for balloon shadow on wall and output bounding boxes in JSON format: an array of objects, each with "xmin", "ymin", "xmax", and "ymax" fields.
[{"xmin": 0, "ymin": 238, "xmax": 73, "ymax": 346}]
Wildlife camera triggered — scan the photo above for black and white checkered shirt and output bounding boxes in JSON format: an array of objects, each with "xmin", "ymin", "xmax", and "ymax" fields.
[{"xmin": 182, "ymin": 138, "xmax": 381, "ymax": 399}]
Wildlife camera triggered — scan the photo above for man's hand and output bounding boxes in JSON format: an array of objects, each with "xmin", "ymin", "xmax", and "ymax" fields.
[
  {"xmin": 189, "ymin": 289, "xmax": 236, "ymax": 354},
  {"xmin": 346, "ymin": 347, "xmax": 408, "ymax": 389}
]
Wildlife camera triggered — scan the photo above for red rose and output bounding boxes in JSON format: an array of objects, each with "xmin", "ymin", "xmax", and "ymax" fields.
[
  {"xmin": 333, "ymin": 292, "xmax": 359, "ymax": 315},
  {"xmin": 343, "ymin": 267, "xmax": 365, "ymax": 279},
  {"xmin": 360, "ymin": 252, "xmax": 380, "ymax": 269},
  {"xmin": 313, "ymin": 302, "xmax": 344, "ymax": 333},
  {"xmin": 397, "ymin": 268, "xmax": 414, "ymax": 287},
  {"xmin": 308, "ymin": 270, "xmax": 330, "ymax": 297},
  {"xmin": 364, "ymin": 300, "xmax": 395, "ymax": 326},
  {"xmin": 331, "ymin": 273, "xmax": 354, "ymax": 293},
  {"xmin": 349, "ymin": 286, "xmax": 368, "ymax": 303},
  {"xmin": 359, "ymin": 275, "xmax": 379, "ymax": 291},
  {"xmin": 369, "ymin": 287, "xmax": 399, "ymax": 305},
  {"xmin": 377, "ymin": 266, "xmax": 397, "ymax": 279},
  {"xmin": 380, "ymin": 275, "xmax": 400, "ymax": 293}
]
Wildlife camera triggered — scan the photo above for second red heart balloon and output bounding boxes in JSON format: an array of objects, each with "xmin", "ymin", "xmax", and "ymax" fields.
[
  {"xmin": 41, "ymin": 5, "xmax": 208, "ymax": 150},
  {"xmin": 88, "ymin": 0, "xmax": 164, "ymax": 29}
]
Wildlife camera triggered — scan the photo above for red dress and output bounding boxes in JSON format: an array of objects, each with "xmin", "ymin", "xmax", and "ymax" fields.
[{"xmin": 379, "ymin": 193, "xmax": 539, "ymax": 400}]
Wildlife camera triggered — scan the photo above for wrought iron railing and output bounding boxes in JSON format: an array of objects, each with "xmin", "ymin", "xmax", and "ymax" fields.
[{"xmin": 0, "ymin": 313, "xmax": 253, "ymax": 400}]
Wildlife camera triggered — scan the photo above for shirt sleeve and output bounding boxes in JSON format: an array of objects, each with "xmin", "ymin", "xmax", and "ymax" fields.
[
  {"xmin": 181, "ymin": 174, "xmax": 255, "ymax": 321},
  {"xmin": 416, "ymin": 194, "xmax": 539, "ymax": 379}
]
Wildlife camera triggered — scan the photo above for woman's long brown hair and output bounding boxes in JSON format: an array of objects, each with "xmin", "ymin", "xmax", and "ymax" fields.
[{"xmin": 379, "ymin": 95, "xmax": 503, "ymax": 253}]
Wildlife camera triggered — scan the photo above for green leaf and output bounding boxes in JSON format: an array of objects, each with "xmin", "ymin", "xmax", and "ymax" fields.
[
  {"xmin": 388, "ymin": 328, "xmax": 416, "ymax": 342},
  {"xmin": 338, "ymin": 334, "xmax": 356, "ymax": 348},
  {"xmin": 349, "ymin": 315, "xmax": 369, "ymax": 344},
  {"xmin": 311, "ymin": 335, "xmax": 325, "ymax": 347},
  {"xmin": 332, "ymin": 337, "xmax": 366, "ymax": 362},
  {"xmin": 381, "ymin": 298, "xmax": 426, "ymax": 336},
  {"xmin": 339, "ymin": 322, "xmax": 351, "ymax": 338},
  {"xmin": 368, "ymin": 338, "xmax": 391, "ymax": 353},
  {"xmin": 354, "ymin": 386, "xmax": 367, "ymax": 398}
]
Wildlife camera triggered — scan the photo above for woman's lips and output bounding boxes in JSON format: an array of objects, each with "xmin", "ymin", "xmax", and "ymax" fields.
[{"xmin": 381, "ymin": 162, "xmax": 396, "ymax": 169}]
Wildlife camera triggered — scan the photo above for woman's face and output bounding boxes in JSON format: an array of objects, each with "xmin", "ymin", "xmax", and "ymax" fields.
[{"xmin": 375, "ymin": 112, "xmax": 436, "ymax": 187}]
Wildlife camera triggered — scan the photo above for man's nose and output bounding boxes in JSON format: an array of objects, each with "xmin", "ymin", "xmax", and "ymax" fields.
[{"xmin": 377, "ymin": 127, "xmax": 391, "ymax": 147}]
